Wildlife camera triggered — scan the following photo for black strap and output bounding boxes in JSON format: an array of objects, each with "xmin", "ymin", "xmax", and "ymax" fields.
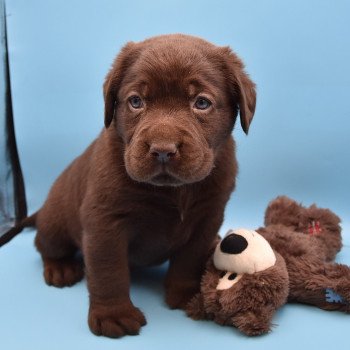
[{"xmin": 0, "ymin": 2, "xmax": 27, "ymax": 247}]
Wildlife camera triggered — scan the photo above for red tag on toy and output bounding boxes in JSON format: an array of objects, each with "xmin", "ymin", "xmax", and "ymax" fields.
[{"xmin": 308, "ymin": 221, "xmax": 322, "ymax": 235}]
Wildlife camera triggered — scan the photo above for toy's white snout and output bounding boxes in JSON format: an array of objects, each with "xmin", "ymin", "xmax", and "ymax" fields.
[{"xmin": 214, "ymin": 228, "xmax": 276, "ymax": 278}]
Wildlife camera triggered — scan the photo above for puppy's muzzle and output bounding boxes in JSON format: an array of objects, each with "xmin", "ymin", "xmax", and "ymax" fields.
[{"xmin": 149, "ymin": 143, "xmax": 178, "ymax": 163}]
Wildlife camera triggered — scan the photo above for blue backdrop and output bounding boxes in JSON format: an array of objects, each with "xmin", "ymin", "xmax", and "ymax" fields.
[{"xmin": 1, "ymin": 0, "xmax": 349, "ymax": 349}]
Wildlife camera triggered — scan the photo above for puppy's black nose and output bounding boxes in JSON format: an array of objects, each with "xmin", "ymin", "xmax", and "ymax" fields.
[
  {"xmin": 150, "ymin": 143, "xmax": 177, "ymax": 163},
  {"xmin": 220, "ymin": 234, "xmax": 248, "ymax": 254}
]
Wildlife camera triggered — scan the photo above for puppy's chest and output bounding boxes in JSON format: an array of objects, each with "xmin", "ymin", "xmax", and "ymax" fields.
[{"xmin": 127, "ymin": 202, "xmax": 191, "ymax": 267}]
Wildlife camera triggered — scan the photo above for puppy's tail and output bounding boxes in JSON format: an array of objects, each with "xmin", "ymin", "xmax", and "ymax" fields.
[
  {"xmin": 20, "ymin": 212, "xmax": 38, "ymax": 228},
  {"xmin": 0, "ymin": 212, "xmax": 38, "ymax": 247}
]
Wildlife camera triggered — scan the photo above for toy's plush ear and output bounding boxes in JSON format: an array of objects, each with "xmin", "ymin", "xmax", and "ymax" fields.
[
  {"xmin": 219, "ymin": 47, "xmax": 257, "ymax": 134},
  {"xmin": 213, "ymin": 229, "xmax": 276, "ymax": 275}
]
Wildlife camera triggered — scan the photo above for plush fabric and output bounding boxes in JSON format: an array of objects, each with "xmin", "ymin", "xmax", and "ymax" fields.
[
  {"xmin": 186, "ymin": 196, "xmax": 349, "ymax": 336},
  {"xmin": 213, "ymin": 229, "xmax": 277, "ymax": 275}
]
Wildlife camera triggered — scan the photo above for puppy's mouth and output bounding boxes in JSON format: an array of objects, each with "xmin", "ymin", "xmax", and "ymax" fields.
[
  {"xmin": 124, "ymin": 136, "xmax": 215, "ymax": 186},
  {"xmin": 149, "ymin": 172, "xmax": 183, "ymax": 187}
]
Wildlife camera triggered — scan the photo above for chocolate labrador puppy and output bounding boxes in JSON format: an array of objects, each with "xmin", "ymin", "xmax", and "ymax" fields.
[{"xmin": 33, "ymin": 34, "xmax": 256, "ymax": 338}]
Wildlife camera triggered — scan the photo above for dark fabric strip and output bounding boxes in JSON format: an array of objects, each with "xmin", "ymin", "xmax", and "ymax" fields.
[{"xmin": 0, "ymin": 3, "xmax": 27, "ymax": 246}]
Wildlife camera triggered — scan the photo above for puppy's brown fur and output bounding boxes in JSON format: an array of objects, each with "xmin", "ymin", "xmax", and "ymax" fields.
[{"xmin": 33, "ymin": 34, "xmax": 256, "ymax": 338}]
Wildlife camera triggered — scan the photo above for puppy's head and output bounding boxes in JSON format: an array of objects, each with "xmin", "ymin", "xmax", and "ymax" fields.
[{"xmin": 103, "ymin": 34, "xmax": 256, "ymax": 186}]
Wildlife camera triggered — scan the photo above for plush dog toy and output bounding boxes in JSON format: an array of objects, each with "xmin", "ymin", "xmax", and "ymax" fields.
[{"xmin": 186, "ymin": 196, "xmax": 350, "ymax": 336}]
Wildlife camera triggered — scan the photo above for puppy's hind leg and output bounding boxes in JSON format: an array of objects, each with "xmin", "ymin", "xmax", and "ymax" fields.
[
  {"xmin": 35, "ymin": 214, "xmax": 84, "ymax": 288},
  {"xmin": 40, "ymin": 256, "xmax": 84, "ymax": 288}
]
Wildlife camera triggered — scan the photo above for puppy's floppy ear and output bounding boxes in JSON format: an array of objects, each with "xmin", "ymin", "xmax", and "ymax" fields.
[
  {"xmin": 220, "ymin": 47, "xmax": 256, "ymax": 134},
  {"xmin": 103, "ymin": 42, "xmax": 139, "ymax": 128}
]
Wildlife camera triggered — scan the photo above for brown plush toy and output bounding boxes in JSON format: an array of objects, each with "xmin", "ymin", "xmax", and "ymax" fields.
[{"xmin": 186, "ymin": 196, "xmax": 350, "ymax": 336}]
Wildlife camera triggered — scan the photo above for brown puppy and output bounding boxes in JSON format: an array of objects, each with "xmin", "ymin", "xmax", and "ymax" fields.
[{"xmin": 33, "ymin": 34, "xmax": 256, "ymax": 338}]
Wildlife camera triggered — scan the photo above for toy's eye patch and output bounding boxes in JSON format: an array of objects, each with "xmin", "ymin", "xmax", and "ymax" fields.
[
  {"xmin": 216, "ymin": 271, "xmax": 242, "ymax": 290},
  {"xmin": 228, "ymin": 273, "xmax": 237, "ymax": 280},
  {"xmin": 220, "ymin": 271, "xmax": 226, "ymax": 278},
  {"xmin": 219, "ymin": 271, "xmax": 237, "ymax": 280}
]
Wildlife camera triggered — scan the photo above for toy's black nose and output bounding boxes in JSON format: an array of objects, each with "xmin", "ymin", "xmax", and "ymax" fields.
[{"xmin": 220, "ymin": 234, "xmax": 248, "ymax": 254}]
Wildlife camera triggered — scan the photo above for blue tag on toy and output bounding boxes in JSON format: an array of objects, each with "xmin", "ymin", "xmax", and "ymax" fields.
[{"xmin": 325, "ymin": 288, "xmax": 347, "ymax": 304}]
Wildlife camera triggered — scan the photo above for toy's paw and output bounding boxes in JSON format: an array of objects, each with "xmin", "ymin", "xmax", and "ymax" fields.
[
  {"xmin": 305, "ymin": 206, "xmax": 341, "ymax": 228},
  {"xmin": 238, "ymin": 322, "xmax": 271, "ymax": 336},
  {"xmin": 303, "ymin": 206, "xmax": 342, "ymax": 259},
  {"xmin": 165, "ymin": 280, "xmax": 199, "ymax": 310},
  {"xmin": 264, "ymin": 196, "xmax": 303, "ymax": 228},
  {"xmin": 334, "ymin": 283, "xmax": 350, "ymax": 305},
  {"xmin": 304, "ymin": 206, "xmax": 341, "ymax": 235},
  {"xmin": 325, "ymin": 288, "xmax": 347, "ymax": 304},
  {"xmin": 232, "ymin": 310, "xmax": 273, "ymax": 336},
  {"xmin": 324, "ymin": 285, "xmax": 350, "ymax": 312},
  {"xmin": 88, "ymin": 301, "xmax": 146, "ymax": 338},
  {"xmin": 43, "ymin": 257, "xmax": 84, "ymax": 287},
  {"xmin": 185, "ymin": 294, "xmax": 207, "ymax": 320}
]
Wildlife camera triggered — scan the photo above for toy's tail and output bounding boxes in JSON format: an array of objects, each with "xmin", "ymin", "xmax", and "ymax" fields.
[{"xmin": 0, "ymin": 212, "xmax": 38, "ymax": 247}]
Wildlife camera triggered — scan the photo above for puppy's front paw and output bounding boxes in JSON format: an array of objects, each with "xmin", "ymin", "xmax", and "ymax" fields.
[
  {"xmin": 165, "ymin": 281, "xmax": 199, "ymax": 310},
  {"xmin": 88, "ymin": 301, "xmax": 146, "ymax": 338}
]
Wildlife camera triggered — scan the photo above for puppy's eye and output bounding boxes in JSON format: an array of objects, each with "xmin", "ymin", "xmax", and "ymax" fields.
[
  {"xmin": 194, "ymin": 97, "xmax": 211, "ymax": 110},
  {"xmin": 128, "ymin": 95, "xmax": 143, "ymax": 109}
]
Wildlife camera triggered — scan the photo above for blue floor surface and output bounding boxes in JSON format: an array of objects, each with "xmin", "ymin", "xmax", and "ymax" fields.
[{"xmin": 1, "ymin": 228, "xmax": 350, "ymax": 350}]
